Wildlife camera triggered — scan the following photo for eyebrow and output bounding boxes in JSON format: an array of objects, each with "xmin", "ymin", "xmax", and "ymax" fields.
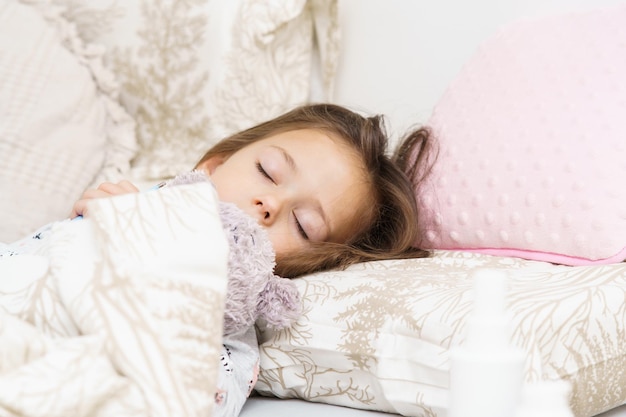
[
  {"xmin": 272, "ymin": 145, "xmax": 330, "ymax": 238},
  {"xmin": 272, "ymin": 145, "xmax": 297, "ymax": 172}
]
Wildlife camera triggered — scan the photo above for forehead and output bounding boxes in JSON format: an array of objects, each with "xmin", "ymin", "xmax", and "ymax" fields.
[
  {"xmin": 259, "ymin": 128, "xmax": 348, "ymax": 149},
  {"xmin": 258, "ymin": 128, "xmax": 367, "ymax": 180}
]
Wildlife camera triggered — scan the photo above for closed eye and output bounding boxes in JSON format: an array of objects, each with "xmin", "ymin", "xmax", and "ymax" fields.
[
  {"xmin": 294, "ymin": 215, "xmax": 309, "ymax": 240},
  {"xmin": 255, "ymin": 162, "xmax": 274, "ymax": 183}
]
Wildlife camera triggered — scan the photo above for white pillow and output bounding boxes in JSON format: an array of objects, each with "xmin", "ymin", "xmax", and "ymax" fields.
[
  {"xmin": 0, "ymin": 0, "xmax": 137, "ymax": 242},
  {"xmin": 256, "ymin": 252, "xmax": 626, "ymax": 417},
  {"xmin": 52, "ymin": 0, "xmax": 340, "ymax": 180}
]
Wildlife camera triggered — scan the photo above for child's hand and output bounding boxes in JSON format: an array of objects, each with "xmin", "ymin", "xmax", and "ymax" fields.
[{"xmin": 70, "ymin": 180, "xmax": 140, "ymax": 218}]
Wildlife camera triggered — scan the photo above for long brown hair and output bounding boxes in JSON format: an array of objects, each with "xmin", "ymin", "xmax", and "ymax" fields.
[{"xmin": 196, "ymin": 104, "xmax": 436, "ymax": 277}]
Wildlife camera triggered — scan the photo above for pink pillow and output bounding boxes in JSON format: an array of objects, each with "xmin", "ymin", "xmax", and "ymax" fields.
[{"xmin": 415, "ymin": 4, "xmax": 626, "ymax": 265}]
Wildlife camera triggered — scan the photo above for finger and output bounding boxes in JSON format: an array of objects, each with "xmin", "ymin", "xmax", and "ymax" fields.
[
  {"xmin": 70, "ymin": 181, "xmax": 141, "ymax": 218},
  {"xmin": 70, "ymin": 200, "xmax": 88, "ymax": 218},
  {"xmin": 96, "ymin": 180, "xmax": 139, "ymax": 196},
  {"xmin": 95, "ymin": 182, "xmax": 126, "ymax": 195},
  {"xmin": 69, "ymin": 189, "xmax": 115, "ymax": 218},
  {"xmin": 116, "ymin": 180, "xmax": 140, "ymax": 193},
  {"xmin": 80, "ymin": 188, "xmax": 111, "ymax": 200}
]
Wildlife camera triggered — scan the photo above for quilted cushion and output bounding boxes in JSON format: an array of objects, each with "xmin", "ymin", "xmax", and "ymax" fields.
[
  {"xmin": 414, "ymin": 4, "xmax": 626, "ymax": 265},
  {"xmin": 0, "ymin": 0, "xmax": 137, "ymax": 243}
]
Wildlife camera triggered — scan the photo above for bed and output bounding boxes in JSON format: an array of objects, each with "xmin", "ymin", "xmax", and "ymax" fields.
[
  {"xmin": 240, "ymin": 397, "xmax": 626, "ymax": 417},
  {"xmin": 1, "ymin": 0, "xmax": 626, "ymax": 416}
]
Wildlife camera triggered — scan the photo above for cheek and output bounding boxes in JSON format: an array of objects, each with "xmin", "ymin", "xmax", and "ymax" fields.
[
  {"xmin": 334, "ymin": 195, "xmax": 374, "ymax": 243},
  {"xmin": 265, "ymin": 225, "xmax": 305, "ymax": 258},
  {"xmin": 265, "ymin": 229, "xmax": 288, "ymax": 257},
  {"xmin": 210, "ymin": 169, "xmax": 249, "ymax": 205},
  {"xmin": 214, "ymin": 185, "xmax": 236, "ymax": 204}
]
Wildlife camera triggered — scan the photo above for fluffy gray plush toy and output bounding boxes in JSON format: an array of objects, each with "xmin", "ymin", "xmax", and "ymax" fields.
[{"xmin": 167, "ymin": 171, "xmax": 302, "ymax": 336}]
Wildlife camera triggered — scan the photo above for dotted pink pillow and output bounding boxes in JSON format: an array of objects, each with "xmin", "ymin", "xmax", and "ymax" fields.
[{"xmin": 416, "ymin": 4, "xmax": 626, "ymax": 265}]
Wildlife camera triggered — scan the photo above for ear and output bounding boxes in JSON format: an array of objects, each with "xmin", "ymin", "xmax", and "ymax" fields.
[{"xmin": 197, "ymin": 155, "xmax": 225, "ymax": 175}]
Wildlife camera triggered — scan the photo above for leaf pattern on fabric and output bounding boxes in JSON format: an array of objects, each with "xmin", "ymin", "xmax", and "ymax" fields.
[
  {"xmin": 207, "ymin": 0, "xmax": 315, "ymax": 140},
  {"xmin": 257, "ymin": 252, "xmax": 626, "ymax": 417},
  {"xmin": 51, "ymin": 0, "xmax": 340, "ymax": 180},
  {"xmin": 0, "ymin": 183, "xmax": 229, "ymax": 417},
  {"xmin": 109, "ymin": 0, "xmax": 211, "ymax": 177}
]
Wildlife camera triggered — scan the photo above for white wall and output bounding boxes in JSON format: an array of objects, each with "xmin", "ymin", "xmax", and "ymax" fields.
[{"xmin": 333, "ymin": 0, "xmax": 626, "ymax": 145}]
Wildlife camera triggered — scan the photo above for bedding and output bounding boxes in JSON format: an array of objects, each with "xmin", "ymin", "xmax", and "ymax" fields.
[
  {"xmin": 241, "ymin": 396, "xmax": 400, "ymax": 417},
  {"xmin": 50, "ymin": 0, "xmax": 340, "ymax": 181},
  {"xmin": 0, "ymin": 182, "xmax": 229, "ymax": 416},
  {"xmin": 256, "ymin": 252, "xmax": 626, "ymax": 417},
  {"xmin": 410, "ymin": 3, "xmax": 626, "ymax": 265},
  {"xmin": 3, "ymin": 1, "xmax": 626, "ymax": 417},
  {"xmin": 241, "ymin": 397, "xmax": 626, "ymax": 417},
  {"xmin": 0, "ymin": 0, "xmax": 137, "ymax": 243}
]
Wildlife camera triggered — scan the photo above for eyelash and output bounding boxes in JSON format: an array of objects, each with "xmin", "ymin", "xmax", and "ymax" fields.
[
  {"xmin": 294, "ymin": 216, "xmax": 309, "ymax": 240},
  {"xmin": 255, "ymin": 162, "xmax": 274, "ymax": 183}
]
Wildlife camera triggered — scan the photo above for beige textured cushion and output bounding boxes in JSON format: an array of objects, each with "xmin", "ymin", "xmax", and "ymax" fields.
[
  {"xmin": 0, "ymin": 0, "xmax": 137, "ymax": 243},
  {"xmin": 53, "ymin": 0, "xmax": 340, "ymax": 180},
  {"xmin": 256, "ymin": 252, "xmax": 626, "ymax": 417}
]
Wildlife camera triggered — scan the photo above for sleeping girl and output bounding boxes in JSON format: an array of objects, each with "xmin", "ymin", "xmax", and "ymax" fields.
[{"xmin": 0, "ymin": 103, "xmax": 434, "ymax": 417}]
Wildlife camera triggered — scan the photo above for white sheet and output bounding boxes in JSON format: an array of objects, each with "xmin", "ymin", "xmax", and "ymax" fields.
[
  {"xmin": 241, "ymin": 397, "xmax": 626, "ymax": 417},
  {"xmin": 241, "ymin": 397, "xmax": 400, "ymax": 417}
]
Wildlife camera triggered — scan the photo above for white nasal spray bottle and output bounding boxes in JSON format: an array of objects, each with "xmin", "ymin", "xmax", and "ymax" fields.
[{"xmin": 449, "ymin": 268, "xmax": 525, "ymax": 417}]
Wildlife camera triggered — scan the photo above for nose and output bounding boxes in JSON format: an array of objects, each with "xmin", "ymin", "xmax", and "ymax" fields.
[{"xmin": 255, "ymin": 195, "xmax": 280, "ymax": 226}]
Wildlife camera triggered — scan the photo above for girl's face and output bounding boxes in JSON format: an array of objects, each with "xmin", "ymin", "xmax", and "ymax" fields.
[{"xmin": 198, "ymin": 129, "xmax": 372, "ymax": 257}]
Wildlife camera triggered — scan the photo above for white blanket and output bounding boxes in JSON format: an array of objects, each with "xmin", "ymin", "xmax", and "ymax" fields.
[{"xmin": 0, "ymin": 183, "xmax": 229, "ymax": 417}]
